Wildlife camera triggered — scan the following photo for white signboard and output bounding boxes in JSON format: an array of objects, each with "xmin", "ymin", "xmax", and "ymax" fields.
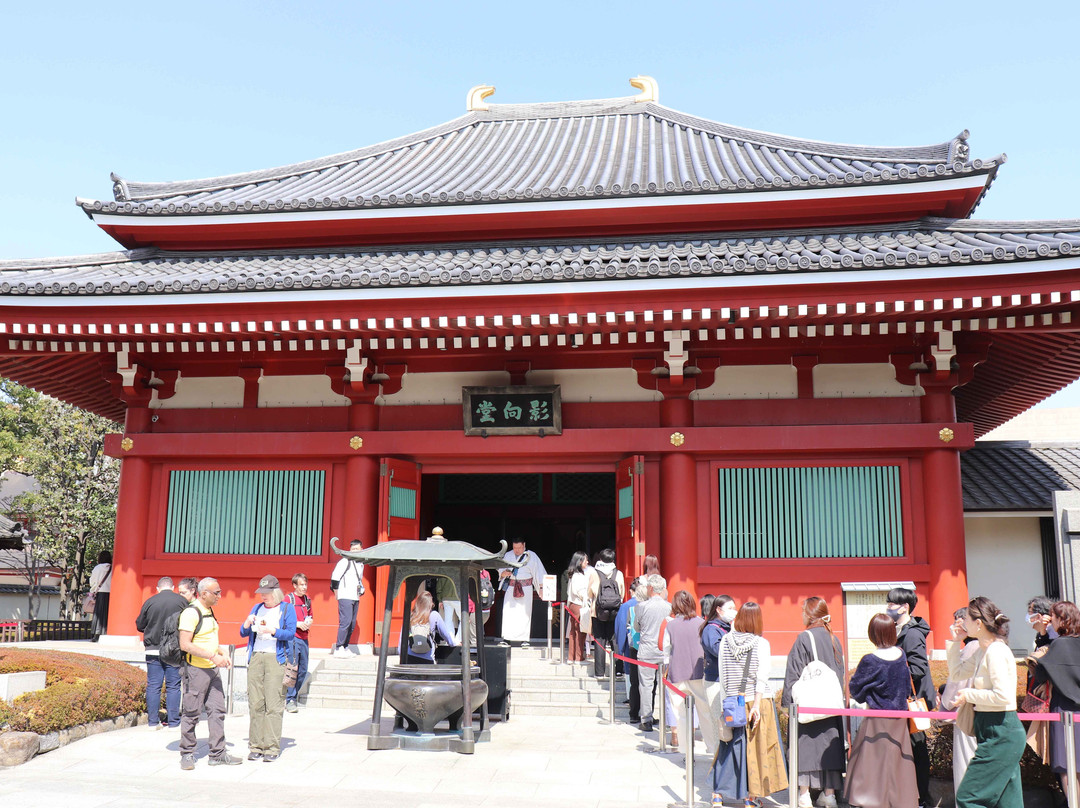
[{"xmin": 541, "ymin": 574, "xmax": 557, "ymax": 602}]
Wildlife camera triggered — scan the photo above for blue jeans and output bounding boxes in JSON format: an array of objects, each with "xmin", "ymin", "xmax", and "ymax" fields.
[
  {"xmin": 286, "ymin": 638, "xmax": 309, "ymax": 703},
  {"xmin": 146, "ymin": 654, "xmax": 181, "ymax": 726}
]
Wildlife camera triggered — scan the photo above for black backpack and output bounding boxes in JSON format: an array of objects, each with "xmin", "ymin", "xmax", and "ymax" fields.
[
  {"xmin": 479, "ymin": 570, "xmax": 495, "ymax": 611},
  {"xmin": 595, "ymin": 569, "xmax": 622, "ymax": 620},
  {"xmin": 408, "ymin": 621, "xmax": 434, "ymax": 657},
  {"xmin": 159, "ymin": 605, "xmax": 207, "ymax": 667}
]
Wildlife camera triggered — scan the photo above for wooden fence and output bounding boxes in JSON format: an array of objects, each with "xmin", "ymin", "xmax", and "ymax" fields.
[{"xmin": 0, "ymin": 619, "xmax": 92, "ymax": 642}]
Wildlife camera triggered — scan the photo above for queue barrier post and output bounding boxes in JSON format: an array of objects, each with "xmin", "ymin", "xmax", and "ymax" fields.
[
  {"xmin": 559, "ymin": 604, "xmax": 567, "ymax": 665},
  {"xmin": 1066, "ymin": 711, "xmax": 1078, "ymax": 808},
  {"xmin": 658, "ymin": 662, "xmax": 668, "ymax": 753},
  {"xmin": 608, "ymin": 641, "xmax": 616, "ymax": 725},
  {"xmin": 545, "ymin": 601, "xmax": 552, "ymax": 661},
  {"xmin": 225, "ymin": 644, "xmax": 236, "ymax": 714},
  {"xmin": 787, "ymin": 704, "xmax": 798, "ymax": 808}
]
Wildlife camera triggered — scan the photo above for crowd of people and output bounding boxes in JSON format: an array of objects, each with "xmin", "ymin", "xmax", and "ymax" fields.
[
  {"xmin": 135, "ymin": 570, "xmax": 333, "ymax": 770},
  {"xmin": 566, "ymin": 550, "xmax": 1076, "ymax": 808}
]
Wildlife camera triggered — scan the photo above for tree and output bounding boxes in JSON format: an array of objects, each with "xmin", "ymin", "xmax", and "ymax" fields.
[{"xmin": 0, "ymin": 380, "xmax": 119, "ymax": 619}]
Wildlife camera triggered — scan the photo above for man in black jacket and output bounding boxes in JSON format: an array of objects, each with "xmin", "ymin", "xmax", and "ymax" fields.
[
  {"xmin": 135, "ymin": 576, "xmax": 189, "ymax": 729},
  {"xmin": 887, "ymin": 586, "xmax": 936, "ymax": 808}
]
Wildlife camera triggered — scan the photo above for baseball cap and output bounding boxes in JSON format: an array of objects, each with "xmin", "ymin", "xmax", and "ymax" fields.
[{"xmin": 255, "ymin": 574, "xmax": 279, "ymax": 593}]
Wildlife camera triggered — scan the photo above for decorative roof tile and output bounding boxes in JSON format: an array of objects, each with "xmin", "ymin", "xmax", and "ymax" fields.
[
  {"xmin": 0, "ymin": 218, "xmax": 1075, "ymax": 298},
  {"xmin": 961, "ymin": 443, "xmax": 1080, "ymax": 510},
  {"xmin": 78, "ymin": 90, "xmax": 1002, "ymax": 219}
]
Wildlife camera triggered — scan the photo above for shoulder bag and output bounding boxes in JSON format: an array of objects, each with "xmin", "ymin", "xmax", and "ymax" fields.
[{"xmin": 791, "ymin": 630, "xmax": 846, "ymax": 723}]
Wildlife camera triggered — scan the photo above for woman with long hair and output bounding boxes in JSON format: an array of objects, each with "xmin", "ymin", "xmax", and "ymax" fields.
[
  {"xmin": 1029, "ymin": 600, "xmax": 1080, "ymax": 797},
  {"xmin": 781, "ymin": 597, "xmax": 846, "ymax": 808},
  {"xmin": 701, "ymin": 595, "xmax": 736, "ymax": 754},
  {"xmin": 643, "ymin": 554, "xmax": 661, "ymax": 577},
  {"xmin": 663, "ymin": 590, "xmax": 712, "ymax": 754},
  {"xmin": 846, "ymin": 613, "xmax": 918, "ymax": 808},
  {"xmin": 87, "ymin": 549, "xmax": 113, "ymax": 640},
  {"xmin": 711, "ymin": 602, "xmax": 787, "ymax": 808},
  {"xmin": 564, "ymin": 551, "xmax": 589, "ymax": 663},
  {"xmin": 949, "ymin": 596, "xmax": 1025, "ymax": 808},
  {"xmin": 403, "ymin": 588, "xmax": 456, "ymax": 663},
  {"xmin": 240, "ymin": 574, "xmax": 297, "ymax": 762}
]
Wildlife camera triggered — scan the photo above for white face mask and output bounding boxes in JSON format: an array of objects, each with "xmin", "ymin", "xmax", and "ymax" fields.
[{"xmin": 720, "ymin": 608, "xmax": 738, "ymax": 624}]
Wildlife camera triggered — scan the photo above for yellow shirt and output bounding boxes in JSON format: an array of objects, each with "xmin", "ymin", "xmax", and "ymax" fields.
[{"xmin": 179, "ymin": 603, "xmax": 219, "ymax": 669}]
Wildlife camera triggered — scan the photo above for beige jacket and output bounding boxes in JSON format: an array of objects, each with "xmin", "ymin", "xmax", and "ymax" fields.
[{"xmin": 947, "ymin": 638, "xmax": 1017, "ymax": 712}]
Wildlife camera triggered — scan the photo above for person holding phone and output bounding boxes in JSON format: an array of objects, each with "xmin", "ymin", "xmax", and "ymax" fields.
[{"xmin": 284, "ymin": 573, "xmax": 314, "ymax": 713}]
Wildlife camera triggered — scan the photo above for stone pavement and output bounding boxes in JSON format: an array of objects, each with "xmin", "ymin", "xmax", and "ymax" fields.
[{"xmin": 0, "ymin": 704, "xmax": 750, "ymax": 808}]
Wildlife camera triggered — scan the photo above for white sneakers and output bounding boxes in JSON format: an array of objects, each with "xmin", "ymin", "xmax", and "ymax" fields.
[
  {"xmin": 798, "ymin": 792, "xmax": 813, "ymax": 808},
  {"xmin": 332, "ymin": 646, "xmax": 352, "ymax": 658},
  {"xmin": 816, "ymin": 794, "xmax": 838, "ymax": 808}
]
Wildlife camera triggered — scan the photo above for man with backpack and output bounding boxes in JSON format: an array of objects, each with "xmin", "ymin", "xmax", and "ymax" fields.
[
  {"xmin": 587, "ymin": 548, "xmax": 625, "ymax": 678},
  {"xmin": 330, "ymin": 540, "xmax": 365, "ymax": 657},
  {"xmin": 134, "ymin": 576, "xmax": 188, "ymax": 729},
  {"xmin": 178, "ymin": 577, "xmax": 242, "ymax": 769}
]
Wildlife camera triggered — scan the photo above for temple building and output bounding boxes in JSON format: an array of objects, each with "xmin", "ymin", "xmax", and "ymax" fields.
[{"xmin": 2, "ymin": 77, "xmax": 1079, "ymax": 654}]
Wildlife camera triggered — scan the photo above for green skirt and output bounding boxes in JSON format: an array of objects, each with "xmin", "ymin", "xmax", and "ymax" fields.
[{"xmin": 956, "ymin": 710, "xmax": 1025, "ymax": 808}]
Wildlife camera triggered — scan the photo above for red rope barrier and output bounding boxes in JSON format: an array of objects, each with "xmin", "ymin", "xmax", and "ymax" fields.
[
  {"xmin": 664, "ymin": 678, "xmax": 688, "ymax": 699},
  {"xmin": 612, "ymin": 651, "xmax": 658, "ymax": 670},
  {"xmin": 798, "ymin": 705, "xmax": 1060, "ymax": 721}
]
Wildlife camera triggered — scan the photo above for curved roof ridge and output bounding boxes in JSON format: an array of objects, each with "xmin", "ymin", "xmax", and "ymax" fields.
[
  {"xmin": 645, "ymin": 102, "xmax": 956, "ymax": 163},
  {"xmin": 118, "ymin": 112, "xmax": 484, "ymax": 201},
  {"xmin": 477, "ymin": 94, "xmax": 642, "ymax": 119},
  {"xmin": 0, "ymin": 248, "xmax": 154, "ymax": 271}
]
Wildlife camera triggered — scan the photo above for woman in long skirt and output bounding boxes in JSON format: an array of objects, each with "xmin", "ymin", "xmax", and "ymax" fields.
[
  {"xmin": 846, "ymin": 613, "xmax": 918, "ymax": 808},
  {"xmin": 711, "ymin": 602, "xmax": 786, "ymax": 808},
  {"xmin": 782, "ymin": 596, "xmax": 846, "ymax": 808},
  {"xmin": 949, "ymin": 596, "xmax": 1026, "ymax": 808},
  {"xmin": 1027, "ymin": 600, "xmax": 1080, "ymax": 797}
]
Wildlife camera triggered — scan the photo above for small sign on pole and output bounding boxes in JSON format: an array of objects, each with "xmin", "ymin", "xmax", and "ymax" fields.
[{"xmin": 540, "ymin": 574, "xmax": 557, "ymax": 602}]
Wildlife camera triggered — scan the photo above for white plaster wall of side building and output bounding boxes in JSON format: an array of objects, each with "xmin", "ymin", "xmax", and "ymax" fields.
[
  {"xmin": 963, "ymin": 514, "xmax": 1047, "ymax": 654},
  {"xmin": 692, "ymin": 364, "xmax": 797, "ymax": 400},
  {"xmin": 813, "ymin": 363, "xmax": 920, "ymax": 398},
  {"xmin": 258, "ymin": 375, "xmax": 351, "ymax": 408},
  {"xmin": 151, "ymin": 376, "xmax": 245, "ymax": 409}
]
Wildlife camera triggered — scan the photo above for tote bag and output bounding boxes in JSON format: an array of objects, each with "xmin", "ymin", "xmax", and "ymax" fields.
[{"xmin": 791, "ymin": 631, "xmax": 845, "ymax": 724}]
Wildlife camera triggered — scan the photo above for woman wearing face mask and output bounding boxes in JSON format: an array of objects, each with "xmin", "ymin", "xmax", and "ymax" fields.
[
  {"xmin": 1029, "ymin": 601, "xmax": 1080, "ymax": 798},
  {"xmin": 782, "ymin": 597, "xmax": 846, "ymax": 808},
  {"xmin": 948, "ymin": 596, "xmax": 1025, "ymax": 808},
  {"xmin": 702, "ymin": 594, "xmax": 737, "ymax": 750}
]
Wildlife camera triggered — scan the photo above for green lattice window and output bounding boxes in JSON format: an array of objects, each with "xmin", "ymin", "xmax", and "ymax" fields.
[
  {"xmin": 552, "ymin": 473, "xmax": 615, "ymax": 504},
  {"xmin": 438, "ymin": 474, "xmax": 542, "ymax": 504},
  {"xmin": 164, "ymin": 469, "xmax": 325, "ymax": 555},
  {"xmin": 717, "ymin": 465, "xmax": 903, "ymax": 559}
]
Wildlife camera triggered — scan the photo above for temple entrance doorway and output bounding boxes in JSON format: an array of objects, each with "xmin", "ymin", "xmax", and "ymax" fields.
[{"xmin": 421, "ymin": 472, "xmax": 616, "ymax": 640}]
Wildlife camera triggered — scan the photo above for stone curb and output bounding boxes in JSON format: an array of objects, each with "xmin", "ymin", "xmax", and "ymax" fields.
[{"xmin": 0, "ymin": 710, "xmax": 144, "ymax": 767}]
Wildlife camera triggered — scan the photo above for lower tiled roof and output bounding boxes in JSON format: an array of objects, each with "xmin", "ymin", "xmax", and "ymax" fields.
[
  {"xmin": 0, "ymin": 218, "xmax": 1077, "ymax": 298},
  {"xmin": 961, "ymin": 443, "xmax": 1080, "ymax": 510}
]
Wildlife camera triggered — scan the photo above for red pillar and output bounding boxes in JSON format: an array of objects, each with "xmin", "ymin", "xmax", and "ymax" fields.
[
  {"xmin": 659, "ymin": 394, "xmax": 697, "ymax": 599},
  {"xmin": 107, "ymin": 406, "xmax": 152, "ymax": 637},
  {"xmin": 921, "ymin": 380, "xmax": 967, "ymax": 652},
  {"xmin": 344, "ymin": 401, "xmax": 379, "ymax": 644}
]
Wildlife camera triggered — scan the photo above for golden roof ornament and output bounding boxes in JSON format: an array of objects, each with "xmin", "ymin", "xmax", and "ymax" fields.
[
  {"xmin": 630, "ymin": 75, "xmax": 659, "ymax": 103},
  {"xmin": 467, "ymin": 85, "xmax": 495, "ymax": 112}
]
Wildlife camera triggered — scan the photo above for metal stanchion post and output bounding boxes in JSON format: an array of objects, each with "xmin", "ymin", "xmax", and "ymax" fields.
[
  {"xmin": 225, "ymin": 644, "xmax": 236, "ymax": 715},
  {"xmin": 1066, "ymin": 712, "xmax": 1078, "ymax": 808},
  {"xmin": 658, "ymin": 662, "xmax": 668, "ymax": 753},
  {"xmin": 787, "ymin": 704, "xmax": 799, "ymax": 808},
  {"xmin": 609, "ymin": 644, "xmax": 616, "ymax": 725},
  {"xmin": 684, "ymin": 691, "xmax": 696, "ymax": 807},
  {"xmin": 545, "ymin": 602, "xmax": 552, "ymax": 661}
]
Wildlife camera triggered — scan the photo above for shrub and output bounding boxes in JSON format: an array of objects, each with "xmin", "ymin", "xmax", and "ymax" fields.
[{"xmin": 0, "ymin": 648, "xmax": 145, "ymax": 734}]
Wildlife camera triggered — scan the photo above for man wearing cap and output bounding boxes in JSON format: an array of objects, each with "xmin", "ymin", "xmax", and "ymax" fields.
[
  {"xmin": 240, "ymin": 574, "xmax": 297, "ymax": 762},
  {"xmin": 330, "ymin": 539, "xmax": 365, "ymax": 657},
  {"xmin": 179, "ymin": 577, "xmax": 241, "ymax": 769}
]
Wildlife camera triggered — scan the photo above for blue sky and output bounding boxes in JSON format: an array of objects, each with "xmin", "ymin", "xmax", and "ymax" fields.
[{"xmin": 3, "ymin": 1, "xmax": 1080, "ymax": 408}]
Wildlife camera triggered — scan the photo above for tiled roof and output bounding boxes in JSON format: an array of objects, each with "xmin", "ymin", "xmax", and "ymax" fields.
[
  {"xmin": 76, "ymin": 93, "xmax": 1001, "ymax": 218},
  {"xmin": 961, "ymin": 443, "xmax": 1080, "ymax": 510},
  {"xmin": 0, "ymin": 218, "xmax": 1076, "ymax": 298},
  {"xmin": 0, "ymin": 584, "xmax": 60, "ymax": 595}
]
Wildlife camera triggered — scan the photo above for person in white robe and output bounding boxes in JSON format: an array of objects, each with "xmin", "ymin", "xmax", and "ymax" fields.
[{"xmin": 499, "ymin": 539, "xmax": 547, "ymax": 645}]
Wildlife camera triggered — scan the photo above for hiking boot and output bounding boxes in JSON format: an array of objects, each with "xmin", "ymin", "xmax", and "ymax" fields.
[
  {"xmin": 208, "ymin": 753, "xmax": 243, "ymax": 766},
  {"xmin": 180, "ymin": 754, "xmax": 195, "ymax": 771}
]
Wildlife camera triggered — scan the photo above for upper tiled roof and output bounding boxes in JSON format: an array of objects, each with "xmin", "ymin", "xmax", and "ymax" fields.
[
  {"xmin": 77, "ymin": 89, "xmax": 1002, "ymax": 218},
  {"xmin": 1, "ymin": 218, "xmax": 1076, "ymax": 298},
  {"xmin": 962, "ymin": 442, "xmax": 1080, "ymax": 510}
]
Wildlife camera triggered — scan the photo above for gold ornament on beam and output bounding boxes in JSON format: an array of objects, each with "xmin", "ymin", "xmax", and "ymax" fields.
[
  {"xmin": 349, "ymin": 436, "xmax": 363, "ymax": 450},
  {"xmin": 670, "ymin": 432, "xmax": 685, "ymax": 447},
  {"xmin": 121, "ymin": 437, "xmax": 134, "ymax": 451},
  {"xmin": 938, "ymin": 428, "xmax": 955, "ymax": 443}
]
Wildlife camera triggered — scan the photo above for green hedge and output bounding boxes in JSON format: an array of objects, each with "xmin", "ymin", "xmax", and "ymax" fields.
[{"xmin": 0, "ymin": 648, "xmax": 145, "ymax": 734}]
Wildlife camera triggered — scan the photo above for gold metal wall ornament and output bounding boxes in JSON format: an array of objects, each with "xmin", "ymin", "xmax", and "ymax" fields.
[
  {"xmin": 938, "ymin": 428, "xmax": 955, "ymax": 443},
  {"xmin": 121, "ymin": 437, "xmax": 134, "ymax": 451},
  {"xmin": 670, "ymin": 432, "xmax": 685, "ymax": 447},
  {"xmin": 350, "ymin": 436, "xmax": 364, "ymax": 450}
]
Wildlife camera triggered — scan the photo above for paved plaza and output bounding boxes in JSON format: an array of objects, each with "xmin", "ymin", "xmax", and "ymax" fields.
[{"xmin": 0, "ymin": 702, "xmax": 745, "ymax": 807}]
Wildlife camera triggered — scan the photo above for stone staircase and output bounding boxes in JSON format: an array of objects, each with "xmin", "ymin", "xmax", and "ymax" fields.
[{"xmin": 302, "ymin": 646, "xmax": 633, "ymax": 719}]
